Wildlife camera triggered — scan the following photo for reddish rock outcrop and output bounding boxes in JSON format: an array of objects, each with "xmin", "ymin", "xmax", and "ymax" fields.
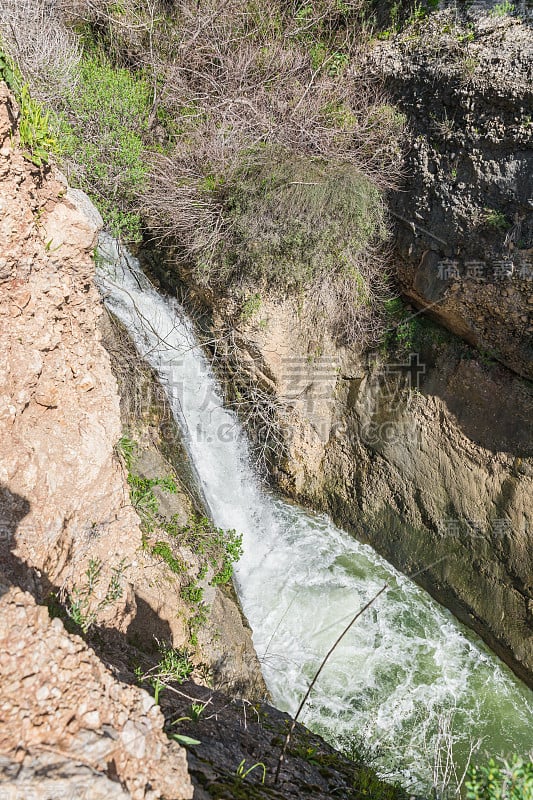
[
  {"xmin": 0, "ymin": 583, "xmax": 193, "ymax": 799},
  {"xmin": 0, "ymin": 81, "xmax": 140, "ymax": 626}
]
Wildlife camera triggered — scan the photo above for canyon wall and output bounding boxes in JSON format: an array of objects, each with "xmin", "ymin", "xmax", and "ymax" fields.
[
  {"xmin": 375, "ymin": 7, "xmax": 533, "ymax": 378},
  {"xmin": 152, "ymin": 8, "xmax": 533, "ymax": 686}
]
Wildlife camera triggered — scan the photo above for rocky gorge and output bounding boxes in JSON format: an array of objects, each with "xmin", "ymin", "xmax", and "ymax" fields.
[
  {"xmin": 0, "ymin": 1, "xmax": 532, "ymax": 798},
  {"xmin": 145, "ymin": 7, "xmax": 533, "ymax": 685},
  {"xmin": 0, "ymin": 73, "xmax": 412, "ymax": 800}
]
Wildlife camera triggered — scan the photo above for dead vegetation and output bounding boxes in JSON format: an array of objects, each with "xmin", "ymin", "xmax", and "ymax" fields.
[
  {"xmin": 0, "ymin": 0, "xmax": 81, "ymax": 103},
  {"xmin": 1, "ymin": 0, "xmax": 406, "ymax": 347}
]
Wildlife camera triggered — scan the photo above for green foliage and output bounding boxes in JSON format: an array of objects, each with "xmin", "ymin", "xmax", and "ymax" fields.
[
  {"xmin": 382, "ymin": 297, "xmax": 448, "ymax": 356},
  {"xmin": 338, "ymin": 730, "xmax": 384, "ymax": 768},
  {"xmin": 18, "ymin": 84, "xmax": 58, "ymax": 166},
  {"xmin": 116, "ymin": 433, "xmax": 136, "ymax": 471},
  {"xmin": 321, "ymin": 100, "xmax": 358, "ymax": 130},
  {"xmin": 137, "ymin": 640, "xmax": 193, "ymax": 704},
  {"xmin": 235, "ymin": 759, "xmax": 266, "ymax": 784},
  {"xmin": 56, "ymin": 51, "xmax": 151, "ymax": 241},
  {"xmin": 0, "ymin": 49, "xmax": 16, "ymax": 88},
  {"xmin": 309, "ymin": 41, "xmax": 348, "ymax": 76},
  {"xmin": 466, "ymin": 756, "xmax": 533, "ymax": 800},
  {"xmin": 155, "ymin": 641, "xmax": 194, "ymax": 684},
  {"xmin": 128, "ymin": 473, "xmax": 178, "ymax": 531},
  {"xmin": 190, "ymin": 702, "xmax": 207, "ymax": 721},
  {"xmin": 0, "ymin": 49, "xmax": 56, "ymax": 167},
  {"xmin": 351, "ymin": 766, "xmax": 407, "ymax": 800},
  {"xmin": 152, "ymin": 541, "xmax": 186, "ymax": 574},
  {"xmin": 181, "ymin": 582, "xmax": 204, "ymax": 604},
  {"xmin": 240, "ymin": 293, "xmax": 262, "ymax": 322},
  {"xmin": 172, "ymin": 733, "xmax": 201, "ymax": 746},
  {"xmin": 203, "ymin": 150, "xmax": 387, "ymax": 291},
  {"xmin": 368, "ymin": 104, "xmax": 407, "ymax": 131},
  {"xmin": 491, "ymin": 1, "xmax": 515, "ymax": 17},
  {"xmin": 173, "ymin": 515, "xmax": 243, "ymax": 587},
  {"xmin": 122, "ymin": 441, "xmax": 241, "ymax": 646},
  {"xmin": 375, "ymin": 0, "xmax": 439, "ymax": 37},
  {"xmin": 188, "ymin": 603, "xmax": 209, "ymax": 647},
  {"xmin": 483, "ymin": 208, "xmax": 511, "ymax": 232},
  {"xmin": 62, "ymin": 557, "xmax": 127, "ymax": 634}
]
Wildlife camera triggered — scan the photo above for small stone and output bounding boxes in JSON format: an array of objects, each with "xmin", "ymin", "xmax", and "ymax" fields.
[
  {"xmin": 35, "ymin": 685, "xmax": 50, "ymax": 702},
  {"xmin": 82, "ymin": 710, "xmax": 101, "ymax": 729},
  {"xmin": 121, "ymin": 720, "xmax": 146, "ymax": 759},
  {"xmin": 34, "ymin": 381, "xmax": 59, "ymax": 407},
  {"xmin": 76, "ymin": 373, "xmax": 95, "ymax": 392}
]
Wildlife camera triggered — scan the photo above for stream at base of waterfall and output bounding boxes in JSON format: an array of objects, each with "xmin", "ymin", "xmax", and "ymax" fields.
[{"xmin": 97, "ymin": 234, "xmax": 533, "ymax": 793}]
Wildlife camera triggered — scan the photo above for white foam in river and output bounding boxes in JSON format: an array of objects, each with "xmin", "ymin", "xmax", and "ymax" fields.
[{"xmin": 97, "ymin": 234, "xmax": 533, "ymax": 792}]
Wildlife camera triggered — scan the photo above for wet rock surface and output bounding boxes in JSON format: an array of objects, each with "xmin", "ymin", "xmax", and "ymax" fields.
[{"xmin": 154, "ymin": 681, "xmax": 407, "ymax": 800}]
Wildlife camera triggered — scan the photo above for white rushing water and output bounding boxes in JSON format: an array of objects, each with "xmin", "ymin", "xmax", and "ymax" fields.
[{"xmin": 97, "ymin": 235, "xmax": 533, "ymax": 791}]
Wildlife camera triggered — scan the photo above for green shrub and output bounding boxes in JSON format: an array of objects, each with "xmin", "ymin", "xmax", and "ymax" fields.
[
  {"xmin": 56, "ymin": 51, "xmax": 151, "ymax": 241},
  {"xmin": 127, "ymin": 474, "xmax": 177, "ymax": 531},
  {"xmin": 0, "ymin": 49, "xmax": 16, "ymax": 88},
  {"xmin": 483, "ymin": 208, "xmax": 511, "ymax": 232},
  {"xmin": 491, "ymin": 1, "xmax": 515, "ymax": 17},
  {"xmin": 201, "ymin": 150, "xmax": 387, "ymax": 292},
  {"xmin": 155, "ymin": 641, "xmax": 194, "ymax": 684},
  {"xmin": 466, "ymin": 756, "xmax": 533, "ymax": 800},
  {"xmin": 116, "ymin": 433, "xmax": 136, "ymax": 471},
  {"xmin": 138, "ymin": 641, "xmax": 193, "ymax": 698},
  {"xmin": 60, "ymin": 557, "xmax": 127, "ymax": 634},
  {"xmin": 382, "ymin": 297, "xmax": 449, "ymax": 355},
  {"xmin": 173, "ymin": 515, "xmax": 243, "ymax": 587},
  {"xmin": 152, "ymin": 541, "xmax": 186, "ymax": 574},
  {"xmin": 0, "ymin": 50, "xmax": 57, "ymax": 167},
  {"xmin": 352, "ymin": 766, "xmax": 408, "ymax": 800},
  {"xmin": 18, "ymin": 83, "xmax": 58, "ymax": 167},
  {"xmin": 181, "ymin": 583, "xmax": 204, "ymax": 604}
]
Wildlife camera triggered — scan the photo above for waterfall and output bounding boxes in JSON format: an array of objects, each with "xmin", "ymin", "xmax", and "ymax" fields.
[{"xmin": 96, "ymin": 234, "xmax": 533, "ymax": 791}]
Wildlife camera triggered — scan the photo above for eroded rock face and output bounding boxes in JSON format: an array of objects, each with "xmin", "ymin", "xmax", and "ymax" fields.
[
  {"xmin": 0, "ymin": 583, "xmax": 193, "ymax": 799},
  {"xmin": 100, "ymin": 311, "xmax": 267, "ymax": 699},
  {"xmin": 0, "ymin": 81, "xmax": 141, "ymax": 626},
  {"xmin": 158, "ymin": 8, "xmax": 533, "ymax": 685},
  {"xmin": 373, "ymin": 8, "xmax": 533, "ymax": 378},
  {"xmin": 161, "ymin": 277, "xmax": 533, "ymax": 685}
]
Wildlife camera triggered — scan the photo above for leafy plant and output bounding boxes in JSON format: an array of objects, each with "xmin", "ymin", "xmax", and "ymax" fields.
[
  {"xmin": 172, "ymin": 515, "xmax": 243, "ymax": 587},
  {"xmin": 172, "ymin": 733, "xmax": 201, "ymax": 746},
  {"xmin": 56, "ymin": 51, "xmax": 151, "ymax": 240},
  {"xmin": 0, "ymin": 49, "xmax": 16, "ymax": 88},
  {"xmin": 138, "ymin": 640, "xmax": 194, "ymax": 702},
  {"xmin": 466, "ymin": 756, "xmax": 533, "ymax": 800},
  {"xmin": 152, "ymin": 541, "xmax": 186, "ymax": 574},
  {"xmin": 0, "ymin": 61, "xmax": 58, "ymax": 167},
  {"xmin": 13, "ymin": 82, "xmax": 57, "ymax": 167},
  {"xmin": 156, "ymin": 641, "xmax": 194, "ymax": 683},
  {"xmin": 190, "ymin": 702, "xmax": 207, "ymax": 721},
  {"xmin": 235, "ymin": 759, "xmax": 267, "ymax": 784},
  {"xmin": 491, "ymin": 1, "xmax": 515, "ymax": 17},
  {"xmin": 483, "ymin": 208, "xmax": 511, "ymax": 232},
  {"xmin": 128, "ymin": 474, "xmax": 177, "ymax": 531},
  {"xmin": 116, "ymin": 433, "xmax": 136, "ymax": 471},
  {"xmin": 62, "ymin": 557, "xmax": 127, "ymax": 634},
  {"xmin": 188, "ymin": 603, "xmax": 209, "ymax": 647},
  {"xmin": 181, "ymin": 582, "xmax": 204, "ymax": 604},
  {"xmin": 240, "ymin": 293, "xmax": 262, "ymax": 322}
]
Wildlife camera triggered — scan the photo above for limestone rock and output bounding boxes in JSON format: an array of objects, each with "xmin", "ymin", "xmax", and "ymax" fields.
[
  {"xmin": 0, "ymin": 81, "xmax": 141, "ymax": 628},
  {"xmin": 0, "ymin": 586, "xmax": 193, "ymax": 799}
]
